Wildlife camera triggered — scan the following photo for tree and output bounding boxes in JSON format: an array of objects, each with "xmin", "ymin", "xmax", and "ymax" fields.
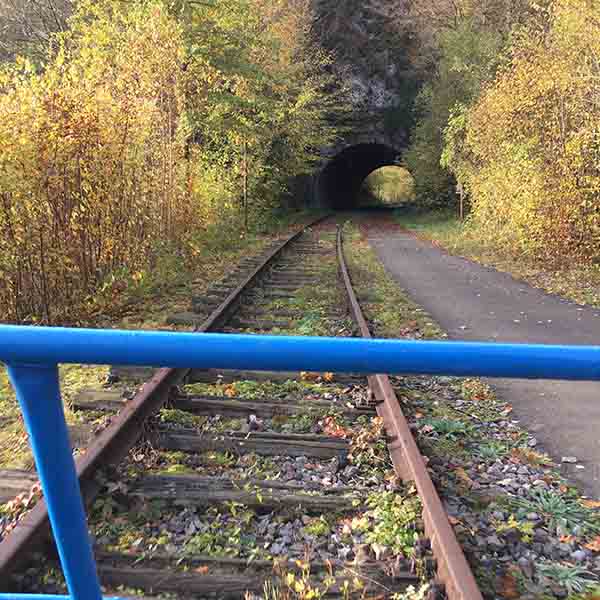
[
  {"xmin": 0, "ymin": 0, "xmax": 73, "ymax": 62},
  {"xmin": 447, "ymin": 0, "xmax": 600, "ymax": 260},
  {"xmin": 0, "ymin": 0, "xmax": 345, "ymax": 323},
  {"xmin": 404, "ymin": 18, "xmax": 502, "ymax": 205}
]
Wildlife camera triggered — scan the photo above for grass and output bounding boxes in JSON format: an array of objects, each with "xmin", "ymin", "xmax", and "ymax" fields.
[
  {"xmin": 421, "ymin": 417, "xmax": 470, "ymax": 439},
  {"xmin": 260, "ymin": 232, "xmax": 350, "ymax": 338},
  {"xmin": 342, "ymin": 223, "xmax": 442, "ymax": 340},
  {"xmin": 394, "ymin": 208, "xmax": 600, "ymax": 308},
  {"xmin": 303, "ymin": 516, "xmax": 331, "ymax": 537},
  {"xmin": 0, "ymin": 212, "xmax": 321, "ymax": 473},
  {"xmin": 158, "ymin": 408, "xmax": 207, "ymax": 429},
  {"xmin": 0, "ymin": 364, "xmax": 109, "ymax": 470},
  {"xmin": 183, "ymin": 379, "xmax": 347, "ymax": 402}
]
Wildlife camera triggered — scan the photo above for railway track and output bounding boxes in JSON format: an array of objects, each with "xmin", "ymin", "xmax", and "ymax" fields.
[{"xmin": 0, "ymin": 216, "xmax": 483, "ymax": 599}]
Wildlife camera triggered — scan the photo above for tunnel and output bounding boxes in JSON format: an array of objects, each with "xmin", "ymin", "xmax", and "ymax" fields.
[{"xmin": 317, "ymin": 143, "xmax": 400, "ymax": 209}]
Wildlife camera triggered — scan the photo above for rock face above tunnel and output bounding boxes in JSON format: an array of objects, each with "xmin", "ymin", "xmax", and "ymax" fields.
[
  {"xmin": 308, "ymin": 0, "xmax": 417, "ymax": 208},
  {"xmin": 314, "ymin": 0, "xmax": 415, "ymax": 144}
]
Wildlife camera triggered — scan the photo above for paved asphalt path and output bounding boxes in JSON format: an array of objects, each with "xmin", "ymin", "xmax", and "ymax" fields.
[{"xmin": 368, "ymin": 228, "xmax": 600, "ymax": 498}]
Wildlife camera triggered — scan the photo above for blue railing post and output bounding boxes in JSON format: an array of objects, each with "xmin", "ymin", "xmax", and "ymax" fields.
[{"xmin": 6, "ymin": 364, "xmax": 102, "ymax": 600}]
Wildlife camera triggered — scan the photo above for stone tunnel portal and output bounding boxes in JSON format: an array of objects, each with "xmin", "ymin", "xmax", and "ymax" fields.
[{"xmin": 317, "ymin": 143, "xmax": 400, "ymax": 209}]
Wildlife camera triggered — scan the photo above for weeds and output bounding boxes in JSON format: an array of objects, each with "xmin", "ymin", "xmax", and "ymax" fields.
[
  {"xmin": 365, "ymin": 491, "xmax": 421, "ymax": 556},
  {"xmin": 391, "ymin": 583, "xmax": 431, "ymax": 600},
  {"xmin": 512, "ymin": 490, "xmax": 600, "ymax": 535},
  {"xmin": 254, "ymin": 559, "xmax": 332, "ymax": 600},
  {"xmin": 343, "ymin": 223, "xmax": 442, "ymax": 340},
  {"xmin": 184, "ymin": 380, "xmax": 346, "ymax": 402},
  {"xmin": 537, "ymin": 562, "xmax": 596, "ymax": 595},
  {"xmin": 158, "ymin": 408, "xmax": 207, "ymax": 429},
  {"xmin": 421, "ymin": 417, "xmax": 470, "ymax": 439},
  {"xmin": 475, "ymin": 441, "xmax": 510, "ymax": 460},
  {"xmin": 183, "ymin": 508, "xmax": 255, "ymax": 558},
  {"xmin": 303, "ymin": 516, "xmax": 330, "ymax": 537},
  {"xmin": 201, "ymin": 451, "xmax": 237, "ymax": 468},
  {"xmin": 491, "ymin": 514, "xmax": 535, "ymax": 543}
]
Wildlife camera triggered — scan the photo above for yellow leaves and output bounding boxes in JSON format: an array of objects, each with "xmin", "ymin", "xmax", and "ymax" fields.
[
  {"xmin": 300, "ymin": 371, "xmax": 319, "ymax": 382},
  {"xmin": 0, "ymin": 0, "xmax": 337, "ymax": 324},
  {"xmin": 0, "ymin": 0, "xmax": 194, "ymax": 323},
  {"xmin": 452, "ymin": 0, "xmax": 600, "ymax": 262}
]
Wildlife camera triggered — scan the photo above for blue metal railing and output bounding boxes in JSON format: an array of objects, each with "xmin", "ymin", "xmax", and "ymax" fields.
[{"xmin": 1, "ymin": 324, "xmax": 600, "ymax": 600}]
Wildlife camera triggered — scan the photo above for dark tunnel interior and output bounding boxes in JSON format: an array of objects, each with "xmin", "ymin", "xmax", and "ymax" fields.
[{"xmin": 318, "ymin": 143, "xmax": 400, "ymax": 209}]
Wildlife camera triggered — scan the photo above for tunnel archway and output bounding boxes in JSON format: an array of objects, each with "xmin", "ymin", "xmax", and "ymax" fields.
[
  {"xmin": 318, "ymin": 143, "xmax": 401, "ymax": 209},
  {"xmin": 358, "ymin": 166, "xmax": 415, "ymax": 207}
]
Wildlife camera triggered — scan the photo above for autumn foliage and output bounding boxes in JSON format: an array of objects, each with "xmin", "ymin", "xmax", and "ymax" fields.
[
  {"xmin": 0, "ymin": 0, "xmax": 338, "ymax": 323},
  {"xmin": 450, "ymin": 0, "xmax": 600, "ymax": 260},
  {"xmin": 405, "ymin": 0, "xmax": 600, "ymax": 262}
]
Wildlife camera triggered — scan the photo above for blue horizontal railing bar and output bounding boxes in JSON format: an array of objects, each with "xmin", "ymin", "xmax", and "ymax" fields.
[
  {"xmin": 2, "ymin": 324, "xmax": 600, "ymax": 600},
  {"xmin": 1, "ymin": 324, "xmax": 600, "ymax": 380}
]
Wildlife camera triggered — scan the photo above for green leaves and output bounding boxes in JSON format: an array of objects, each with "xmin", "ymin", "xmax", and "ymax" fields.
[{"xmin": 0, "ymin": 0, "xmax": 344, "ymax": 323}]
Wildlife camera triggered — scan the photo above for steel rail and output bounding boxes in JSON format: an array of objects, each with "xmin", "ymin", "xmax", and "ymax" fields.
[
  {"xmin": 336, "ymin": 225, "xmax": 483, "ymax": 600},
  {"xmin": 0, "ymin": 214, "xmax": 329, "ymax": 587}
]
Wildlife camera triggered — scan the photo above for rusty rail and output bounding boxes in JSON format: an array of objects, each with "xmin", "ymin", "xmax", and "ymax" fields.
[
  {"xmin": 336, "ymin": 225, "xmax": 483, "ymax": 600},
  {"xmin": 0, "ymin": 214, "xmax": 328, "ymax": 585}
]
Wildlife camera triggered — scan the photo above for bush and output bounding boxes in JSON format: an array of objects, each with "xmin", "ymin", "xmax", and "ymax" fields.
[
  {"xmin": 0, "ymin": 1, "xmax": 191, "ymax": 322},
  {"xmin": 0, "ymin": 0, "xmax": 340, "ymax": 323},
  {"xmin": 450, "ymin": 0, "xmax": 600, "ymax": 261}
]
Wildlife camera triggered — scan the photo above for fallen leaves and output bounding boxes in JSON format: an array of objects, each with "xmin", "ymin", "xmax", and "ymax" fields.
[
  {"xmin": 584, "ymin": 536, "xmax": 600, "ymax": 552},
  {"xmin": 559, "ymin": 534, "xmax": 575, "ymax": 544},
  {"xmin": 320, "ymin": 416, "xmax": 351, "ymax": 438},
  {"xmin": 498, "ymin": 569, "xmax": 520, "ymax": 599},
  {"xmin": 301, "ymin": 371, "xmax": 335, "ymax": 383},
  {"xmin": 454, "ymin": 467, "xmax": 473, "ymax": 488},
  {"xmin": 300, "ymin": 371, "xmax": 320, "ymax": 382},
  {"xmin": 510, "ymin": 447, "xmax": 551, "ymax": 467}
]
